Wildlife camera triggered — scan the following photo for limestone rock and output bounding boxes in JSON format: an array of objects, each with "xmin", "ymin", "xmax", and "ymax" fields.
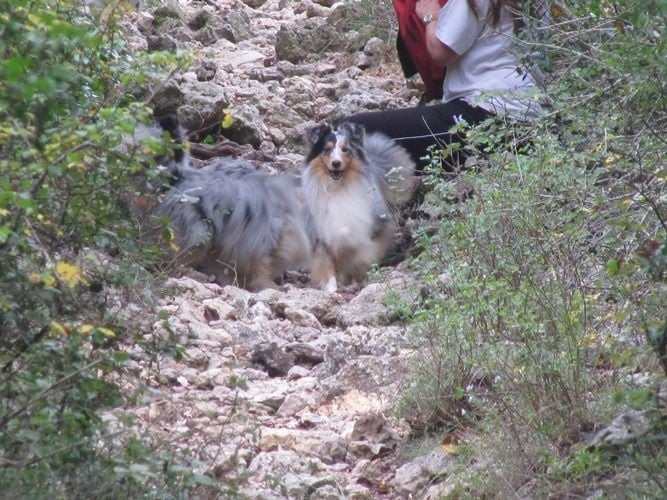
[
  {"xmin": 222, "ymin": 103, "xmax": 263, "ymax": 148},
  {"xmin": 588, "ymin": 409, "xmax": 651, "ymax": 447},
  {"xmin": 176, "ymin": 80, "xmax": 230, "ymax": 132},
  {"xmin": 251, "ymin": 342, "xmax": 297, "ymax": 377},
  {"xmin": 240, "ymin": 0, "xmax": 270, "ymax": 8},
  {"xmin": 392, "ymin": 448, "xmax": 454, "ymax": 494},
  {"xmin": 192, "ymin": 7, "xmax": 253, "ymax": 45}
]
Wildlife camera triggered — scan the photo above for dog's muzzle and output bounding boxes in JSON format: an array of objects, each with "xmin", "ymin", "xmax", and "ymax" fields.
[
  {"xmin": 329, "ymin": 169, "xmax": 343, "ymax": 181},
  {"xmin": 329, "ymin": 160, "xmax": 343, "ymax": 180}
]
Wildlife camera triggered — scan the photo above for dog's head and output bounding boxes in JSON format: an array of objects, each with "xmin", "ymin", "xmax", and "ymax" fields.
[
  {"xmin": 305, "ymin": 122, "xmax": 367, "ymax": 181},
  {"xmin": 129, "ymin": 115, "xmax": 189, "ymax": 181},
  {"xmin": 156, "ymin": 115, "xmax": 189, "ymax": 174},
  {"xmin": 124, "ymin": 114, "xmax": 191, "ymax": 218}
]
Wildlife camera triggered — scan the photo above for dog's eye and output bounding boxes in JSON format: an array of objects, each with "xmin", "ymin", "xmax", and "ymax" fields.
[
  {"xmin": 323, "ymin": 147, "xmax": 333, "ymax": 155},
  {"xmin": 341, "ymin": 147, "xmax": 350, "ymax": 154}
]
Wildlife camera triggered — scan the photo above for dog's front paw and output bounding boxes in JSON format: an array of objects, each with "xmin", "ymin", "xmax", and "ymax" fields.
[{"xmin": 322, "ymin": 276, "xmax": 338, "ymax": 293}]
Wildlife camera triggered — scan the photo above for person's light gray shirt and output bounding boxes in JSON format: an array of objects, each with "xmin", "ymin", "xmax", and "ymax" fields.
[{"xmin": 436, "ymin": 0, "xmax": 543, "ymax": 121}]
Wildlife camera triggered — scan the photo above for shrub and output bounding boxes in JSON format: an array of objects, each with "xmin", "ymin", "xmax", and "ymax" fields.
[
  {"xmin": 397, "ymin": 0, "xmax": 666, "ymax": 495},
  {"xmin": 0, "ymin": 1, "xmax": 214, "ymax": 496}
]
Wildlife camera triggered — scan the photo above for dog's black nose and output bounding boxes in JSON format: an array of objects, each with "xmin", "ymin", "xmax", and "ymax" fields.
[{"xmin": 331, "ymin": 160, "xmax": 341, "ymax": 169}]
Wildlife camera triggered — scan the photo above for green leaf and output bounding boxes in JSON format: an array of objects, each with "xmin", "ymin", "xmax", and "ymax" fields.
[
  {"xmin": 221, "ymin": 114, "xmax": 234, "ymax": 129},
  {"xmin": 606, "ymin": 259, "xmax": 619, "ymax": 276},
  {"xmin": 113, "ymin": 352, "xmax": 130, "ymax": 364},
  {"xmin": 0, "ymin": 225, "xmax": 11, "ymax": 244},
  {"xmin": 2, "ymin": 56, "xmax": 31, "ymax": 81},
  {"xmin": 192, "ymin": 473, "xmax": 217, "ymax": 487}
]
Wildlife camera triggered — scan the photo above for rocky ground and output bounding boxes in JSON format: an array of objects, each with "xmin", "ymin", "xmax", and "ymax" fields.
[
  {"xmin": 107, "ymin": 0, "xmax": 459, "ymax": 498},
  {"xmin": 123, "ymin": 0, "xmax": 422, "ymax": 170}
]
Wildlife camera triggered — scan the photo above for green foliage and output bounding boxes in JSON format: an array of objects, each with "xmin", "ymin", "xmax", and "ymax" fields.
[
  {"xmin": 351, "ymin": 0, "xmax": 399, "ymax": 44},
  {"xmin": 401, "ymin": 124, "xmax": 600, "ymax": 430},
  {"xmin": 398, "ymin": 0, "xmax": 666, "ymax": 495},
  {"xmin": 0, "ymin": 0, "xmax": 213, "ymax": 496}
]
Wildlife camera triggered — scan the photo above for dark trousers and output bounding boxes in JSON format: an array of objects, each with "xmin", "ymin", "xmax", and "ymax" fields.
[{"xmin": 343, "ymin": 98, "xmax": 492, "ymax": 170}]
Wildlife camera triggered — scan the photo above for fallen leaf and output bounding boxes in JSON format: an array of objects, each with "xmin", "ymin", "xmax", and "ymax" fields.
[
  {"xmin": 55, "ymin": 261, "xmax": 86, "ymax": 288},
  {"xmin": 77, "ymin": 324, "xmax": 94, "ymax": 335},
  {"xmin": 50, "ymin": 320, "xmax": 70, "ymax": 336},
  {"xmin": 96, "ymin": 327, "xmax": 116, "ymax": 338},
  {"xmin": 441, "ymin": 434, "xmax": 460, "ymax": 455}
]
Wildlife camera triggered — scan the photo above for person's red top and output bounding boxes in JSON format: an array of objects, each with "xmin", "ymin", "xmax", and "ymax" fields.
[{"xmin": 392, "ymin": 0, "xmax": 448, "ymax": 100}]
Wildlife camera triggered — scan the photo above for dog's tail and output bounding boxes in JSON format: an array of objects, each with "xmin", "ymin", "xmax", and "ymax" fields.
[{"xmin": 362, "ymin": 132, "xmax": 417, "ymax": 206}]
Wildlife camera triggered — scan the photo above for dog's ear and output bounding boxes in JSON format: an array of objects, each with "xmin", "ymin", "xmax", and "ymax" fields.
[
  {"xmin": 155, "ymin": 114, "xmax": 189, "ymax": 170},
  {"xmin": 157, "ymin": 114, "xmax": 185, "ymax": 143},
  {"xmin": 340, "ymin": 122, "xmax": 365, "ymax": 143},
  {"xmin": 306, "ymin": 123, "xmax": 331, "ymax": 144}
]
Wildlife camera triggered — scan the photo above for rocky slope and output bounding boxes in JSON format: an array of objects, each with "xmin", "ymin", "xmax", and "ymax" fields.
[
  {"xmin": 110, "ymin": 0, "xmax": 457, "ymax": 498},
  {"xmin": 123, "ymin": 0, "xmax": 422, "ymax": 168}
]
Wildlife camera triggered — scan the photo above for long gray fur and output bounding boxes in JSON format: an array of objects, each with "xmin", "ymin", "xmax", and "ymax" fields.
[
  {"xmin": 129, "ymin": 118, "xmax": 310, "ymax": 290},
  {"xmin": 152, "ymin": 159, "xmax": 310, "ymax": 290},
  {"xmin": 361, "ymin": 131, "xmax": 417, "ymax": 206}
]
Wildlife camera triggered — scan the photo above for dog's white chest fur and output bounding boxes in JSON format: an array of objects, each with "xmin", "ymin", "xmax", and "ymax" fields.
[{"xmin": 304, "ymin": 175, "xmax": 384, "ymax": 253}]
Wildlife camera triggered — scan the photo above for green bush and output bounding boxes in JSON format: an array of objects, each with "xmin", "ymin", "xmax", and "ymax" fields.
[
  {"xmin": 398, "ymin": 0, "xmax": 666, "ymax": 495},
  {"xmin": 0, "ymin": 1, "xmax": 215, "ymax": 496}
]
